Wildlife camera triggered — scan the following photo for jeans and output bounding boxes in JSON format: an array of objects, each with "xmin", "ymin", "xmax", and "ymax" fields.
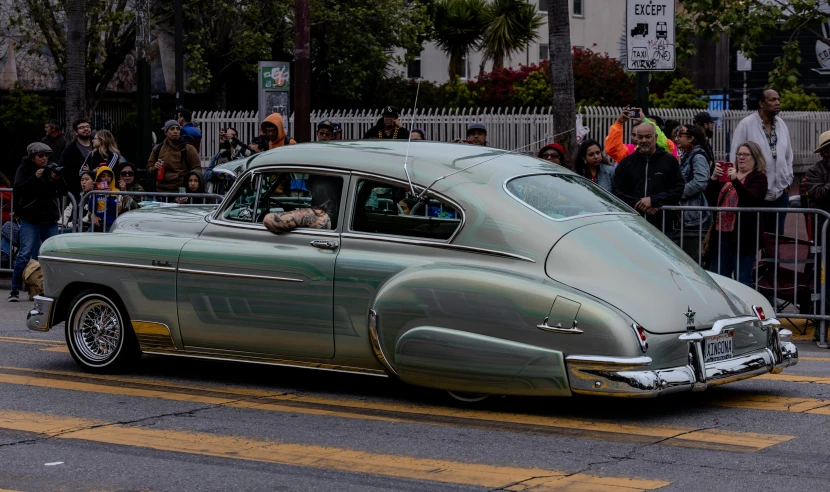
[
  {"xmin": 763, "ymin": 191, "xmax": 789, "ymax": 236},
  {"xmin": 709, "ymin": 235, "xmax": 756, "ymax": 286},
  {"xmin": 11, "ymin": 221, "xmax": 59, "ymax": 291}
]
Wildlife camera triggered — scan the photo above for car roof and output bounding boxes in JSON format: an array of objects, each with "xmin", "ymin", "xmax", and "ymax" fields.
[{"xmin": 246, "ymin": 140, "xmax": 566, "ymax": 193}]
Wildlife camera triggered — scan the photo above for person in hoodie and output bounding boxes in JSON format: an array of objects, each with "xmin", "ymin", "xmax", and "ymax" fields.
[
  {"xmin": 87, "ymin": 166, "xmax": 122, "ymax": 233},
  {"xmin": 612, "ymin": 122, "xmax": 685, "ymax": 237},
  {"xmin": 261, "ymin": 113, "xmax": 297, "ymax": 149},
  {"xmin": 176, "ymin": 170, "xmax": 206, "ymax": 204},
  {"xmin": 9, "ymin": 142, "xmax": 67, "ymax": 302},
  {"xmin": 605, "ymin": 107, "xmax": 677, "ymax": 165}
]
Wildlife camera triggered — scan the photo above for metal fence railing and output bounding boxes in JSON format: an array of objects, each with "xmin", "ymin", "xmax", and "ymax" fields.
[
  {"xmin": 654, "ymin": 205, "xmax": 830, "ymax": 347},
  {"xmin": 77, "ymin": 190, "xmax": 224, "ymax": 233},
  {"xmin": 192, "ymin": 108, "xmax": 830, "ymax": 173},
  {"xmin": 1, "ymin": 189, "xmax": 77, "ymax": 274}
]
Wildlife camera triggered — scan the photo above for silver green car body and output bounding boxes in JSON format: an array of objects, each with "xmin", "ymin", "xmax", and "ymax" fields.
[{"xmin": 27, "ymin": 141, "xmax": 797, "ymax": 397}]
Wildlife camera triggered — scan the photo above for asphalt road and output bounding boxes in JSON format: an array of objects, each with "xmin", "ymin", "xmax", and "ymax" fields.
[{"xmin": 0, "ymin": 299, "xmax": 829, "ymax": 492}]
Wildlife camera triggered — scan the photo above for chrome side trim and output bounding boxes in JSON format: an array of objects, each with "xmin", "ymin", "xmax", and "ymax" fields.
[
  {"xmin": 537, "ymin": 317, "xmax": 583, "ymax": 334},
  {"xmin": 502, "ymin": 173, "xmax": 636, "ymax": 223},
  {"xmin": 340, "ymin": 233, "xmax": 536, "ymax": 263},
  {"xmin": 26, "ymin": 296, "xmax": 54, "ymax": 332},
  {"xmin": 206, "ymin": 216, "xmax": 342, "ymax": 237},
  {"xmin": 177, "ymin": 268, "xmax": 303, "ymax": 283},
  {"xmin": 143, "ymin": 349, "xmax": 388, "ymax": 377},
  {"xmin": 566, "ymin": 355, "xmax": 653, "ymax": 366},
  {"xmin": 678, "ymin": 316, "xmax": 780, "ymax": 341},
  {"xmin": 367, "ymin": 310, "xmax": 397, "ymax": 376},
  {"xmin": 37, "ymin": 255, "xmax": 177, "ymax": 272}
]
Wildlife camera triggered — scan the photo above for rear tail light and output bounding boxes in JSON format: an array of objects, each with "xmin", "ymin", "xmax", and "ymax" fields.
[
  {"xmin": 752, "ymin": 305, "xmax": 766, "ymax": 320},
  {"xmin": 631, "ymin": 324, "xmax": 648, "ymax": 352}
]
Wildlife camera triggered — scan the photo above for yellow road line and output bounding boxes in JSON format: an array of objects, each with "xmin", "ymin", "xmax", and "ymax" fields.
[
  {"xmin": 799, "ymin": 356, "xmax": 830, "ymax": 361},
  {"xmin": 39, "ymin": 346, "xmax": 69, "ymax": 353},
  {"xmin": 705, "ymin": 393, "xmax": 830, "ymax": 414},
  {"xmin": 0, "ymin": 336, "xmax": 61, "ymax": 345},
  {"xmin": 0, "ymin": 410, "xmax": 670, "ymax": 491},
  {"xmin": 0, "ymin": 367, "xmax": 793, "ymax": 453},
  {"xmin": 757, "ymin": 374, "xmax": 830, "ymax": 385}
]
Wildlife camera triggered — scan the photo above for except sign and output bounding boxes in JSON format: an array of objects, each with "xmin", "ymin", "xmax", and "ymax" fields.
[{"xmin": 626, "ymin": 0, "xmax": 675, "ymax": 71}]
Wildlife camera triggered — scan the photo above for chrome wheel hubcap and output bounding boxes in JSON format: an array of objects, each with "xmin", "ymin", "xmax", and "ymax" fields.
[{"xmin": 73, "ymin": 299, "xmax": 121, "ymax": 362}]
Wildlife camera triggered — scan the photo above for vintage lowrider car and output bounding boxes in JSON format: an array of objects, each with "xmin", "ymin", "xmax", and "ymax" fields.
[{"xmin": 27, "ymin": 141, "xmax": 798, "ymax": 399}]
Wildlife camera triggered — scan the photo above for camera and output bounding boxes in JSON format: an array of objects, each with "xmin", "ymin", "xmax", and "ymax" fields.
[{"xmin": 44, "ymin": 163, "xmax": 63, "ymax": 175}]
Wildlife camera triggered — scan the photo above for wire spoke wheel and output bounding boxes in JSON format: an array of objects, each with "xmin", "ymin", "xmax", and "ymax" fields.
[{"xmin": 71, "ymin": 298, "xmax": 123, "ymax": 363}]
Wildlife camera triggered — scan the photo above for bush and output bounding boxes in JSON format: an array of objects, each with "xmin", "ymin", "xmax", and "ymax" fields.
[
  {"xmin": 572, "ymin": 48, "xmax": 633, "ymax": 106},
  {"xmin": 368, "ymin": 74, "xmax": 444, "ymax": 110},
  {"xmin": 443, "ymin": 76, "xmax": 482, "ymax": 108},
  {"xmin": 513, "ymin": 69, "xmax": 551, "ymax": 107},
  {"xmin": 0, "ymin": 84, "xmax": 51, "ymax": 179},
  {"xmin": 780, "ymin": 87, "xmax": 825, "ymax": 111},
  {"xmin": 649, "ymin": 77, "xmax": 708, "ymax": 109}
]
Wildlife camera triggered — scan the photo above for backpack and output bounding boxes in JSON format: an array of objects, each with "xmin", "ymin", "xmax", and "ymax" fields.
[{"xmin": 150, "ymin": 142, "xmax": 189, "ymax": 167}]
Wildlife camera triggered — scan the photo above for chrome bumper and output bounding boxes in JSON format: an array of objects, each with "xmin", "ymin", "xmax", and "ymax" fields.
[
  {"xmin": 566, "ymin": 320, "xmax": 798, "ymax": 397},
  {"xmin": 26, "ymin": 295, "xmax": 54, "ymax": 332}
]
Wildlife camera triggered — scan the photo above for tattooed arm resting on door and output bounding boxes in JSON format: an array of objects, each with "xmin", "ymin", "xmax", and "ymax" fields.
[{"xmin": 264, "ymin": 208, "xmax": 331, "ymax": 233}]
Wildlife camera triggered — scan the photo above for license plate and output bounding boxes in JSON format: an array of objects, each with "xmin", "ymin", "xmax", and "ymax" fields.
[{"xmin": 704, "ymin": 333, "xmax": 733, "ymax": 363}]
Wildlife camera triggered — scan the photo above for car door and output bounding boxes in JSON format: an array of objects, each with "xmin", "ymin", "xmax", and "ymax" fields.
[{"xmin": 176, "ymin": 167, "xmax": 349, "ymax": 358}]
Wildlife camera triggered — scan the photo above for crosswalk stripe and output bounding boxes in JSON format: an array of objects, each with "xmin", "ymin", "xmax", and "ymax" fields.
[
  {"xmin": 705, "ymin": 393, "xmax": 830, "ymax": 414},
  {"xmin": 757, "ymin": 374, "xmax": 830, "ymax": 385},
  {"xmin": 0, "ymin": 366, "xmax": 793, "ymax": 453},
  {"xmin": 0, "ymin": 409, "xmax": 671, "ymax": 491}
]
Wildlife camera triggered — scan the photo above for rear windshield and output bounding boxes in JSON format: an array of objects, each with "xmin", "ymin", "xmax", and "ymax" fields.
[{"xmin": 505, "ymin": 174, "xmax": 631, "ymax": 220}]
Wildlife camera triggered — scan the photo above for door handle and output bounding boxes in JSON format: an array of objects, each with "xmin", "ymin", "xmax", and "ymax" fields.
[{"xmin": 310, "ymin": 239, "xmax": 339, "ymax": 250}]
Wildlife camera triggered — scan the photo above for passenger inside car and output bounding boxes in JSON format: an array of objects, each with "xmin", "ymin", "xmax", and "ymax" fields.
[{"xmin": 263, "ymin": 175, "xmax": 341, "ymax": 232}]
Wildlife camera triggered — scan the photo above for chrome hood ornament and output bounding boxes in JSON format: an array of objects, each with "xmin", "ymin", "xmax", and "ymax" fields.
[{"xmin": 684, "ymin": 306, "xmax": 696, "ymax": 332}]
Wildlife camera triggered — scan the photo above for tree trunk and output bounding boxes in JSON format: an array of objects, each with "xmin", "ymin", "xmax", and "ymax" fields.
[
  {"xmin": 448, "ymin": 55, "xmax": 463, "ymax": 79},
  {"xmin": 492, "ymin": 53, "xmax": 504, "ymax": 70},
  {"xmin": 548, "ymin": 0, "xmax": 576, "ymax": 156},
  {"xmin": 65, "ymin": 0, "xmax": 87, "ymax": 138}
]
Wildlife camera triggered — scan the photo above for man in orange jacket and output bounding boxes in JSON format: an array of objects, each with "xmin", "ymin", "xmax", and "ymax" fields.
[
  {"xmin": 261, "ymin": 113, "xmax": 297, "ymax": 149},
  {"xmin": 605, "ymin": 107, "xmax": 677, "ymax": 165}
]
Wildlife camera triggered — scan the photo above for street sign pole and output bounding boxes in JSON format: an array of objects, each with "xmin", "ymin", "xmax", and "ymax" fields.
[
  {"xmin": 636, "ymin": 72, "xmax": 649, "ymax": 116},
  {"xmin": 737, "ymin": 51, "xmax": 752, "ymax": 111}
]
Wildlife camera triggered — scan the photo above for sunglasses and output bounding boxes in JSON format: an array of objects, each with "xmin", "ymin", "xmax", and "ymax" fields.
[
  {"xmin": 120, "ymin": 171, "xmax": 135, "ymax": 176},
  {"xmin": 317, "ymin": 131, "xmax": 332, "ymax": 137},
  {"xmin": 540, "ymin": 152, "xmax": 559, "ymax": 159}
]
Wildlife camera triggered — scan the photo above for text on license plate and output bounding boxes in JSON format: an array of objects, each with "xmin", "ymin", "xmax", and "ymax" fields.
[{"xmin": 704, "ymin": 333, "xmax": 733, "ymax": 363}]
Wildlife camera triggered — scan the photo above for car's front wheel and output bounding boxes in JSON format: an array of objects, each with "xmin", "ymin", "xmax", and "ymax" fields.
[{"xmin": 65, "ymin": 289, "xmax": 140, "ymax": 372}]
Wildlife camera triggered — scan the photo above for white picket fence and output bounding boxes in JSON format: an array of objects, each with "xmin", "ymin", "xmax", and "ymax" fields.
[{"xmin": 193, "ymin": 108, "xmax": 830, "ymax": 173}]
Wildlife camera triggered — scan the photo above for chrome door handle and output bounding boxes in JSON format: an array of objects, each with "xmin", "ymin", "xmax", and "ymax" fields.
[{"xmin": 310, "ymin": 239, "xmax": 339, "ymax": 250}]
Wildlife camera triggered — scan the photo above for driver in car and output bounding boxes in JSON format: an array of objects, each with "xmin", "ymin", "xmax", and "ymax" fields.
[{"xmin": 263, "ymin": 176, "xmax": 341, "ymax": 232}]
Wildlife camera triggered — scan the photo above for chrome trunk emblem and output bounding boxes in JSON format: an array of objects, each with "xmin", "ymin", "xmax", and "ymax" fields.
[{"xmin": 684, "ymin": 306, "xmax": 696, "ymax": 332}]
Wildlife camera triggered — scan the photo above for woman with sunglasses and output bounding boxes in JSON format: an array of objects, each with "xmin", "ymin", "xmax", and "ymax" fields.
[
  {"xmin": 80, "ymin": 129, "xmax": 121, "ymax": 176},
  {"xmin": 537, "ymin": 143, "xmax": 568, "ymax": 169},
  {"xmin": 114, "ymin": 162, "xmax": 144, "ymax": 211}
]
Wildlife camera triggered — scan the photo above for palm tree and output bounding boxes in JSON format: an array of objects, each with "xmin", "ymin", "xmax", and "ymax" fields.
[
  {"xmin": 548, "ymin": 0, "xmax": 575, "ymax": 155},
  {"xmin": 432, "ymin": 0, "xmax": 490, "ymax": 78},
  {"xmin": 482, "ymin": 0, "xmax": 545, "ymax": 70}
]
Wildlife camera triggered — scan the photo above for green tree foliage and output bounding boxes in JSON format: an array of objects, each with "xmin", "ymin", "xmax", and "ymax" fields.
[
  {"xmin": 513, "ymin": 70, "xmax": 550, "ymax": 106},
  {"xmin": 370, "ymin": 75, "xmax": 445, "ymax": 110},
  {"xmin": 443, "ymin": 75, "xmax": 482, "ymax": 108},
  {"xmin": 571, "ymin": 48, "xmax": 633, "ymax": 107},
  {"xmin": 649, "ymin": 78, "xmax": 708, "ymax": 109},
  {"xmin": 9, "ymin": 0, "xmax": 136, "ymax": 113},
  {"xmin": 780, "ymin": 87, "xmax": 825, "ymax": 111},
  {"xmin": 0, "ymin": 85, "xmax": 51, "ymax": 178},
  {"xmin": 679, "ymin": 0, "xmax": 830, "ymax": 88},
  {"xmin": 432, "ymin": 0, "xmax": 490, "ymax": 79},
  {"xmin": 482, "ymin": 0, "xmax": 544, "ymax": 69}
]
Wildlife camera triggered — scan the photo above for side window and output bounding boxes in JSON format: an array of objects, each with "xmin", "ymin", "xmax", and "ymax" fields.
[
  {"xmin": 351, "ymin": 179, "xmax": 461, "ymax": 241},
  {"xmin": 221, "ymin": 175, "xmax": 257, "ymax": 223},
  {"xmin": 254, "ymin": 172, "xmax": 343, "ymax": 228}
]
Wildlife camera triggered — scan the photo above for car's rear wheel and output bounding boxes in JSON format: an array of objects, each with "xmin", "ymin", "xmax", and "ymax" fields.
[{"xmin": 65, "ymin": 289, "xmax": 140, "ymax": 372}]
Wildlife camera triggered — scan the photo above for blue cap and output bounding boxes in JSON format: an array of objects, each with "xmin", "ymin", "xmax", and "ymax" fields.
[{"xmin": 467, "ymin": 123, "xmax": 486, "ymax": 135}]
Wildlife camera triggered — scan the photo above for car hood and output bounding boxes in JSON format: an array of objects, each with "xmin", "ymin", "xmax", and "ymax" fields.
[
  {"xmin": 111, "ymin": 205, "xmax": 215, "ymax": 237},
  {"xmin": 545, "ymin": 216, "xmax": 741, "ymax": 334}
]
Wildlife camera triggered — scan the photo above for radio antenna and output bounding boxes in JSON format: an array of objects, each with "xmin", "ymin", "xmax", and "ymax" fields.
[
  {"xmin": 416, "ymin": 128, "xmax": 575, "ymax": 201},
  {"xmin": 402, "ymin": 78, "xmax": 422, "ymax": 196}
]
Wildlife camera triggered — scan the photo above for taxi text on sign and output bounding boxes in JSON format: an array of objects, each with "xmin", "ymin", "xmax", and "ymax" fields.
[{"xmin": 626, "ymin": 0, "xmax": 675, "ymax": 71}]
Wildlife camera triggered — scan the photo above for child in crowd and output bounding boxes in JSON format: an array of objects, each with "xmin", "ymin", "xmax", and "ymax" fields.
[
  {"xmin": 63, "ymin": 171, "xmax": 96, "ymax": 231},
  {"xmin": 87, "ymin": 166, "xmax": 122, "ymax": 232},
  {"xmin": 176, "ymin": 170, "xmax": 206, "ymax": 204}
]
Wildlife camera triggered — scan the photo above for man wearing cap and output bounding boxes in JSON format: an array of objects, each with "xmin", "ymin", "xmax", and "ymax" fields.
[
  {"xmin": 316, "ymin": 120, "xmax": 335, "ymax": 141},
  {"xmin": 692, "ymin": 111, "xmax": 717, "ymax": 167},
  {"xmin": 146, "ymin": 120, "xmax": 201, "ymax": 193},
  {"xmin": 459, "ymin": 123, "xmax": 487, "ymax": 146},
  {"xmin": 9, "ymin": 143, "xmax": 66, "ymax": 302},
  {"xmin": 363, "ymin": 106, "xmax": 409, "ymax": 140},
  {"xmin": 332, "ymin": 123, "xmax": 343, "ymax": 140},
  {"xmin": 730, "ymin": 88, "xmax": 793, "ymax": 233},
  {"xmin": 176, "ymin": 107, "xmax": 202, "ymax": 152}
]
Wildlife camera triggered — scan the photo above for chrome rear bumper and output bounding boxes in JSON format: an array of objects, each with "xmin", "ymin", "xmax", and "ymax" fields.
[
  {"xmin": 566, "ymin": 320, "xmax": 798, "ymax": 397},
  {"xmin": 26, "ymin": 295, "xmax": 54, "ymax": 332}
]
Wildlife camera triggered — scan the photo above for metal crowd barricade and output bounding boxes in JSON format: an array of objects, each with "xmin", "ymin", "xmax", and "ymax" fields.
[
  {"xmin": 77, "ymin": 190, "xmax": 225, "ymax": 232},
  {"xmin": 655, "ymin": 205, "xmax": 830, "ymax": 347},
  {"xmin": 0, "ymin": 189, "xmax": 78, "ymax": 274}
]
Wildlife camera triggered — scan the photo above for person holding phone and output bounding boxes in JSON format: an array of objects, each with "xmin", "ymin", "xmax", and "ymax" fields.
[
  {"xmin": 605, "ymin": 106, "xmax": 677, "ymax": 165},
  {"xmin": 705, "ymin": 141, "xmax": 769, "ymax": 285}
]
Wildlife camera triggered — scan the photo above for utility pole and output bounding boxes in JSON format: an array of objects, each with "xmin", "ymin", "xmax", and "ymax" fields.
[
  {"xmin": 293, "ymin": 0, "xmax": 311, "ymax": 142},
  {"xmin": 635, "ymin": 72, "xmax": 649, "ymax": 116},
  {"xmin": 136, "ymin": 0, "xmax": 153, "ymax": 169},
  {"xmin": 174, "ymin": 0, "xmax": 184, "ymax": 109}
]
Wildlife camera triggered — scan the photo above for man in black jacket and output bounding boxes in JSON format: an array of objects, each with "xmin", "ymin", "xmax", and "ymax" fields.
[
  {"xmin": 362, "ymin": 106, "xmax": 410, "ymax": 140},
  {"xmin": 612, "ymin": 122, "xmax": 685, "ymax": 237},
  {"xmin": 59, "ymin": 119, "xmax": 93, "ymax": 199},
  {"xmin": 9, "ymin": 143, "xmax": 67, "ymax": 302}
]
